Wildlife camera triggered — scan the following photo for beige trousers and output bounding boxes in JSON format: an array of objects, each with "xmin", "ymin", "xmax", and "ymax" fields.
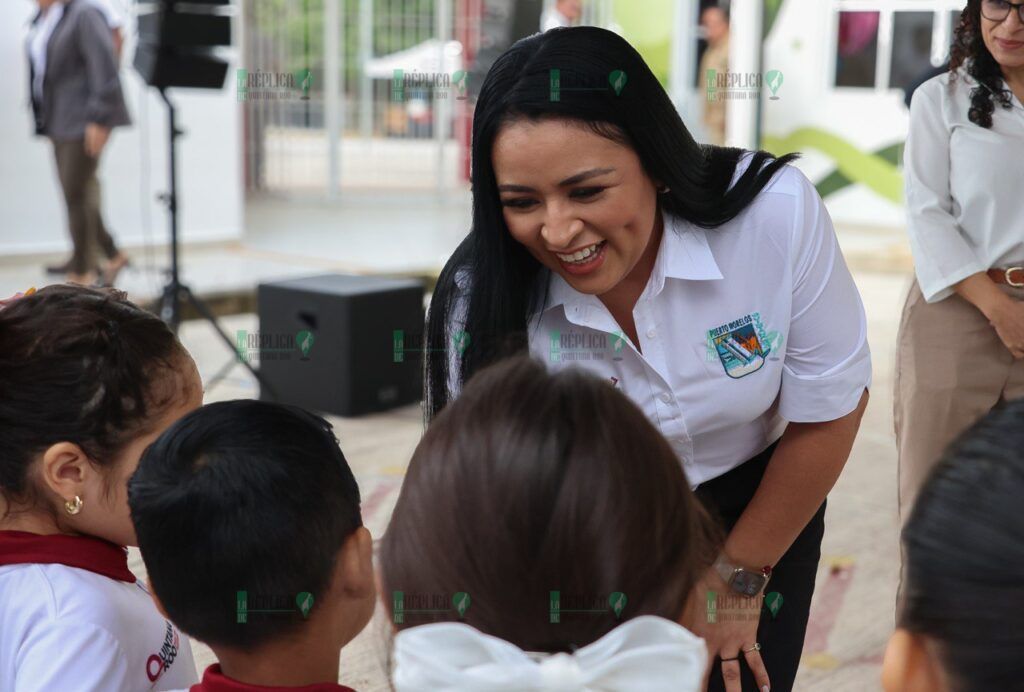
[{"xmin": 894, "ymin": 279, "xmax": 1024, "ymax": 523}]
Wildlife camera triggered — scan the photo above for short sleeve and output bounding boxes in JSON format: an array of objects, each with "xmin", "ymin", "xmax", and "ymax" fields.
[
  {"xmin": 15, "ymin": 620, "xmax": 132, "ymax": 692},
  {"xmin": 904, "ymin": 80, "xmax": 984, "ymax": 302},
  {"xmin": 778, "ymin": 172, "xmax": 872, "ymax": 423}
]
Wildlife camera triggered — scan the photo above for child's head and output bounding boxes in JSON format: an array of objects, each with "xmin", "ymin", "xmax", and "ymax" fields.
[
  {"xmin": 128, "ymin": 400, "xmax": 375, "ymax": 654},
  {"xmin": 0, "ymin": 285, "xmax": 202, "ymax": 545},
  {"xmin": 381, "ymin": 356, "xmax": 720, "ymax": 651},
  {"xmin": 883, "ymin": 398, "xmax": 1024, "ymax": 692}
]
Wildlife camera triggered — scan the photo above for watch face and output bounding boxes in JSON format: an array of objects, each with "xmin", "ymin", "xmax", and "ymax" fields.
[{"xmin": 731, "ymin": 570, "xmax": 766, "ymax": 597}]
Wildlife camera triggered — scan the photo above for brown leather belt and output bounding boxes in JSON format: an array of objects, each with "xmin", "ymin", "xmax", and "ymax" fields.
[{"xmin": 988, "ymin": 266, "xmax": 1024, "ymax": 287}]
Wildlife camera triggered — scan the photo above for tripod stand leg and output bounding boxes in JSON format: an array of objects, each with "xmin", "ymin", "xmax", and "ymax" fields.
[
  {"xmin": 159, "ymin": 282, "xmax": 182, "ymax": 334},
  {"xmin": 178, "ymin": 285, "xmax": 279, "ymax": 401}
]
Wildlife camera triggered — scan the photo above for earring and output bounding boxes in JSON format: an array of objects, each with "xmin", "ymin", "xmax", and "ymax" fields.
[
  {"xmin": 658, "ymin": 185, "xmax": 671, "ymax": 194},
  {"xmin": 64, "ymin": 495, "xmax": 83, "ymax": 515}
]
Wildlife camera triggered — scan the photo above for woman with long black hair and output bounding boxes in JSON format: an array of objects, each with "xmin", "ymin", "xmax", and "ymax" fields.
[{"xmin": 424, "ymin": 27, "xmax": 871, "ymax": 692}]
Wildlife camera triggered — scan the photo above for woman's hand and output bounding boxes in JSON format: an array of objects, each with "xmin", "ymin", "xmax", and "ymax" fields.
[
  {"xmin": 687, "ymin": 567, "xmax": 770, "ymax": 692},
  {"xmin": 954, "ymin": 273, "xmax": 1024, "ymax": 359},
  {"xmin": 84, "ymin": 123, "xmax": 111, "ymax": 158},
  {"xmin": 988, "ymin": 298, "xmax": 1024, "ymax": 359}
]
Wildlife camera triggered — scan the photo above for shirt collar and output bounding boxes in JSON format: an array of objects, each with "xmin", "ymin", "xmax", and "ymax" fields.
[
  {"xmin": 191, "ymin": 665, "xmax": 356, "ymax": 692},
  {"xmin": 0, "ymin": 530, "xmax": 136, "ymax": 583},
  {"xmin": 538, "ymin": 211, "xmax": 723, "ymax": 315}
]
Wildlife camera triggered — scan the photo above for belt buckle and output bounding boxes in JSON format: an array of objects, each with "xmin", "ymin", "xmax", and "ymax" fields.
[{"xmin": 1006, "ymin": 267, "xmax": 1024, "ymax": 288}]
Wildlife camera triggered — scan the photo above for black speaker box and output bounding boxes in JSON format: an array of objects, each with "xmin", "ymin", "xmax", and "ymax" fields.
[
  {"xmin": 255, "ymin": 274, "xmax": 425, "ymax": 417},
  {"xmin": 138, "ymin": 11, "xmax": 231, "ymax": 48},
  {"xmin": 133, "ymin": 44, "xmax": 229, "ymax": 89}
]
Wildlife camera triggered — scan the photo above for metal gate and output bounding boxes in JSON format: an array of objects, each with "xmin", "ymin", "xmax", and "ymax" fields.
[{"xmin": 239, "ymin": 0, "xmax": 619, "ymax": 198}]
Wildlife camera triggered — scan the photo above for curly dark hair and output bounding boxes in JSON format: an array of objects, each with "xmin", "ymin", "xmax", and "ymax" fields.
[
  {"xmin": 949, "ymin": 0, "xmax": 1016, "ymax": 128},
  {"xmin": 0, "ymin": 284, "xmax": 193, "ymax": 516}
]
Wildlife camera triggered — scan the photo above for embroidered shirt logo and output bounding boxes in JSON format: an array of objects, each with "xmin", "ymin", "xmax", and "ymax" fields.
[{"xmin": 706, "ymin": 312, "xmax": 773, "ymax": 379}]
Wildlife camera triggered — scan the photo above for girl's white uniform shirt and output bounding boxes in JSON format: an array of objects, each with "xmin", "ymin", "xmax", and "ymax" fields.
[
  {"xmin": 904, "ymin": 68, "xmax": 1024, "ymax": 303},
  {"xmin": 452, "ymin": 157, "xmax": 872, "ymax": 487},
  {"xmin": 0, "ymin": 531, "xmax": 198, "ymax": 691}
]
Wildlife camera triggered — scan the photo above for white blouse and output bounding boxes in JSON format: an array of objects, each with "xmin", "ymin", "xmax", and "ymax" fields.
[{"xmin": 904, "ymin": 67, "xmax": 1024, "ymax": 303}]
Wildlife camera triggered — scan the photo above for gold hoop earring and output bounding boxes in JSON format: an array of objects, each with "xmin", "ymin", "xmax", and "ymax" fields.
[{"xmin": 64, "ymin": 495, "xmax": 83, "ymax": 515}]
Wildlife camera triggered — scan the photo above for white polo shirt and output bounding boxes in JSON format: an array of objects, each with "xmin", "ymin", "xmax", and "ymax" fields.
[
  {"xmin": 450, "ymin": 156, "xmax": 872, "ymax": 487},
  {"xmin": 0, "ymin": 531, "xmax": 198, "ymax": 691}
]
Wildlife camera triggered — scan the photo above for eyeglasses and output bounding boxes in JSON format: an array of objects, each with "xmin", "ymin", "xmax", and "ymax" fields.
[{"xmin": 981, "ymin": 0, "xmax": 1024, "ymax": 24}]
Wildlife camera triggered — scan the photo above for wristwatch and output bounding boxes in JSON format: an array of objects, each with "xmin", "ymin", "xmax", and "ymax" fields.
[{"xmin": 714, "ymin": 553, "xmax": 773, "ymax": 597}]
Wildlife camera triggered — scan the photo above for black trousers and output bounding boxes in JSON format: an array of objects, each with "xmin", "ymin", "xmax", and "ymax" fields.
[{"xmin": 695, "ymin": 440, "xmax": 827, "ymax": 692}]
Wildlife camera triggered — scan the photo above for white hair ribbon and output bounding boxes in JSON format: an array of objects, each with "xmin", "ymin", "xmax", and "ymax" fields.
[{"xmin": 392, "ymin": 615, "xmax": 707, "ymax": 692}]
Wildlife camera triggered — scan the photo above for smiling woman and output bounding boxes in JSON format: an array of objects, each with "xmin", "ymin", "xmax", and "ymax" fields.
[
  {"xmin": 426, "ymin": 26, "xmax": 797, "ymax": 416},
  {"xmin": 422, "ymin": 25, "xmax": 872, "ymax": 692}
]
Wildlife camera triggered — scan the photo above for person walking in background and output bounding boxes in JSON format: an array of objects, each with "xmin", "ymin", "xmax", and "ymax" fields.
[
  {"xmin": 27, "ymin": 0, "xmax": 131, "ymax": 287},
  {"xmin": 89, "ymin": 0, "xmax": 125, "ymax": 61},
  {"xmin": 541, "ymin": 0, "xmax": 582, "ymax": 32},
  {"xmin": 699, "ymin": 5, "xmax": 730, "ymax": 145},
  {"xmin": 896, "ymin": 0, "xmax": 1024, "ymax": 562}
]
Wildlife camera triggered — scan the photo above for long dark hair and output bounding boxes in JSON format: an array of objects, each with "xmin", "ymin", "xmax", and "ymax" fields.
[
  {"xmin": 0, "ymin": 285, "xmax": 191, "ymax": 516},
  {"xmin": 382, "ymin": 356, "xmax": 720, "ymax": 651},
  {"xmin": 950, "ymin": 0, "xmax": 1017, "ymax": 128},
  {"xmin": 424, "ymin": 26, "xmax": 798, "ymax": 420},
  {"xmin": 899, "ymin": 398, "xmax": 1024, "ymax": 691}
]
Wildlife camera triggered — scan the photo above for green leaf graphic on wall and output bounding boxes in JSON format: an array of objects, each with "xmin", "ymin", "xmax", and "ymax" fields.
[
  {"xmin": 764, "ymin": 0, "xmax": 786, "ymax": 39},
  {"xmin": 613, "ymin": 0, "xmax": 672, "ymax": 87},
  {"xmin": 815, "ymin": 142, "xmax": 904, "ymax": 199},
  {"xmin": 762, "ymin": 128, "xmax": 904, "ymax": 204}
]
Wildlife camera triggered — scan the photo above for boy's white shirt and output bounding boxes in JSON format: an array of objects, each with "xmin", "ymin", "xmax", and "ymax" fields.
[{"xmin": 0, "ymin": 562, "xmax": 198, "ymax": 691}]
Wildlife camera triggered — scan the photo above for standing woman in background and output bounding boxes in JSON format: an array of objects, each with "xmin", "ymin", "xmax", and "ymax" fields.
[
  {"xmin": 27, "ymin": 0, "xmax": 131, "ymax": 286},
  {"xmin": 424, "ymin": 26, "xmax": 871, "ymax": 692},
  {"xmin": 896, "ymin": 0, "xmax": 1024, "ymax": 544}
]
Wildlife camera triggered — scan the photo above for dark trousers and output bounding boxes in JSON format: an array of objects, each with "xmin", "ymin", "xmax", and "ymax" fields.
[
  {"xmin": 695, "ymin": 441, "xmax": 827, "ymax": 692},
  {"xmin": 52, "ymin": 138, "xmax": 118, "ymax": 274}
]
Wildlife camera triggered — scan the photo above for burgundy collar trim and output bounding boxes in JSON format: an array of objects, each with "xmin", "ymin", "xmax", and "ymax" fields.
[
  {"xmin": 0, "ymin": 530, "xmax": 136, "ymax": 583},
  {"xmin": 191, "ymin": 665, "xmax": 356, "ymax": 692}
]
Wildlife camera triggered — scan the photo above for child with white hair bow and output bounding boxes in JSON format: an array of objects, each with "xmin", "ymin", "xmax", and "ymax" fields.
[{"xmin": 380, "ymin": 356, "xmax": 721, "ymax": 691}]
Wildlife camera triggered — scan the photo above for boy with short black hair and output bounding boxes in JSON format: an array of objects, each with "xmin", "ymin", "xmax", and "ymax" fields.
[{"xmin": 129, "ymin": 400, "xmax": 375, "ymax": 691}]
